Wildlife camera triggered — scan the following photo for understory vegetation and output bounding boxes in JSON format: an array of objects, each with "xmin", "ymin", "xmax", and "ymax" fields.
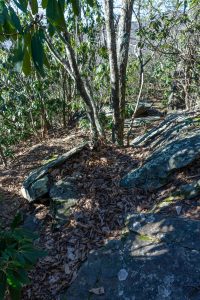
[{"xmin": 0, "ymin": 0, "xmax": 199, "ymax": 163}]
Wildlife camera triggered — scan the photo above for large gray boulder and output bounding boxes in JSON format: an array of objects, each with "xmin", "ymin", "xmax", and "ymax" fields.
[
  {"xmin": 121, "ymin": 111, "xmax": 200, "ymax": 190},
  {"xmin": 121, "ymin": 133, "xmax": 200, "ymax": 190},
  {"xmin": 21, "ymin": 142, "xmax": 88, "ymax": 202},
  {"xmin": 62, "ymin": 213, "xmax": 200, "ymax": 300}
]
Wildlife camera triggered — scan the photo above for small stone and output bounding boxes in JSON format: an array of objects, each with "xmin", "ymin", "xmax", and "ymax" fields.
[
  {"xmin": 176, "ymin": 205, "xmax": 182, "ymax": 215},
  {"xmin": 132, "ymin": 221, "xmax": 141, "ymax": 231},
  {"xmin": 179, "ymin": 180, "xmax": 200, "ymax": 199},
  {"xmin": 146, "ymin": 215, "xmax": 155, "ymax": 223},
  {"xmin": 118, "ymin": 269, "xmax": 128, "ymax": 281}
]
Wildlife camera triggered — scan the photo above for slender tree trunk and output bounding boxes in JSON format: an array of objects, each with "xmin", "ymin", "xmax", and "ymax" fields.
[
  {"xmin": 127, "ymin": 60, "xmax": 144, "ymax": 145},
  {"xmin": 66, "ymin": 77, "xmax": 73, "ymax": 125},
  {"xmin": 62, "ymin": 71, "xmax": 67, "ymax": 129},
  {"xmin": 29, "ymin": 110, "xmax": 38, "ymax": 136},
  {"xmin": 104, "ymin": 0, "xmax": 120, "ymax": 144},
  {"xmin": 117, "ymin": 0, "xmax": 134, "ymax": 143},
  {"xmin": 39, "ymin": 95, "xmax": 50, "ymax": 137},
  {"xmin": 104, "ymin": 0, "xmax": 134, "ymax": 145}
]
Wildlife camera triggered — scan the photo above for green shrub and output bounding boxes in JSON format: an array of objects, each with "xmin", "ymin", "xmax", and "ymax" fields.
[
  {"xmin": 0, "ymin": 213, "xmax": 46, "ymax": 300},
  {"xmin": 125, "ymin": 103, "xmax": 134, "ymax": 118},
  {"xmin": 99, "ymin": 112, "xmax": 113, "ymax": 130},
  {"xmin": 78, "ymin": 117, "xmax": 90, "ymax": 130}
]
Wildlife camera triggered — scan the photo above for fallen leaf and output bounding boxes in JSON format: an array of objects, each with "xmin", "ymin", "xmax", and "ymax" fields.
[{"xmin": 89, "ymin": 287, "xmax": 105, "ymax": 295}]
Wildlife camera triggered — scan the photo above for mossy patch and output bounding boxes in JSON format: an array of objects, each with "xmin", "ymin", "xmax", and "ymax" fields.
[
  {"xmin": 42, "ymin": 154, "xmax": 58, "ymax": 165},
  {"xmin": 138, "ymin": 234, "xmax": 154, "ymax": 242},
  {"xmin": 151, "ymin": 194, "xmax": 184, "ymax": 213}
]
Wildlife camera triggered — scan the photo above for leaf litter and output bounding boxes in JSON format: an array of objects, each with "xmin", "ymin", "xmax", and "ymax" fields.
[{"xmin": 0, "ymin": 127, "xmax": 200, "ymax": 299}]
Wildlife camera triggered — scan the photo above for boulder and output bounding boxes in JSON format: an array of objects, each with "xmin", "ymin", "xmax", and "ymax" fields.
[
  {"xmin": 62, "ymin": 213, "xmax": 200, "ymax": 300},
  {"xmin": 121, "ymin": 111, "xmax": 200, "ymax": 191},
  {"xmin": 134, "ymin": 102, "xmax": 152, "ymax": 117},
  {"xmin": 21, "ymin": 142, "xmax": 88, "ymax": 202},
  {"xmin": 121, "ymin": 133, "xmax": 200, "ymax": 190},
  {"xmin": 49, "ymin": 178, "xmax": 79, "ymax": 224},
  {"xmin": 21, "ymin": 175, "xmax": 50, "ymax": 202},
  {"xmin": 131, "ymin": 111, "xmax": 199, "ymax": 148}
]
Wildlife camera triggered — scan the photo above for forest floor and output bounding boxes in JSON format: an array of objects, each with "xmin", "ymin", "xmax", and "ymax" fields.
[{"xmin": 1, "ymin": 123, "xmax": 200, "ymax": 299}]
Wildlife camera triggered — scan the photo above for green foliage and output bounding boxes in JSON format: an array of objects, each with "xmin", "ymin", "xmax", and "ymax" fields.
[
  {"xmin": 125, "ymin": 103, "xmax": 134, "ymax": 119},
  {"xmin": 0, "ymin": 0, "xmax": 199, "ymax": 150},
  {"xmin": 0, "ymin": 213, "xmax": 46, "ymax": 300},
  {"xmin": 46, "ymin": 0, "xmax": 66, "ymax": 28},
  {"xmin": 0, "ymin": 0, "xmax": 95, "ymax": 76},
  {"xmin": 31, "ymin": 30, "xmax": 44, "ymax": 75},
  {"xmin": 99, "ymin": 112, "xmax": 112, "ymax": 130},
  {"xmin": 29, "ymin": 0, "xmax": 38, "ymax": 15},
  {"xmin": 78, "ymin": 117, "xmax": 90, "ymax": 130}
]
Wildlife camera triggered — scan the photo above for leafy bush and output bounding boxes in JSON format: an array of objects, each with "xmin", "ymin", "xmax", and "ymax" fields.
[
  {"xmin": 0, "ymin": 213, "xmax": 46, "ymax": 300},
  {"xmin": 99, "ymin": 112, "xmax": 113, "ymax": 130},
  {"xmin": 78, "ymin": 117, "xmax": 90, "ymax": 130},
  {"xmin": 125, "ymin": 103, "xmax": 134, "ymax": 119}
]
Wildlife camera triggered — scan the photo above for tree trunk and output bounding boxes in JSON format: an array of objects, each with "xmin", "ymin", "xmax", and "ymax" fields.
[
  {"xmin": 127, "ymin": 59, "xmax": 144, "ymax": 145},
  {"xmin": 104, "ymin": 0, "xmax": 121, "ymax": 144},
  {"xmin": 62, "ymin": 70, "xmax": 67, "ymax": 129},
  {"xmin": 104, "ymin": 0, "xmax": 134, "ymax": 145},
  {"xmin": 39, "ymin": 95, "xmax": 50, "ymax": 137},
  {"xmin": 117, "ymin": 0, "xmax": 134, "ymax": 143}
]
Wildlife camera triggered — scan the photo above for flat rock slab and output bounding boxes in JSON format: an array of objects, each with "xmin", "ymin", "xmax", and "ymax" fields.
[
  {"xmin": 121, "ymin": 111, "xmax": 200, "ymax": 191},
  {"xmin": 121, "ymin": 132, "xmax": 200, "ymax": 190},
  {"xmin": 124, "ymin": 116, "xmax": 161, "ymax": 128},
  {"xmin": 131, "ymin": 112, "xmax": 200, "ymax": 149},
  {"xmin": 49, "ymin": 178, "xmax": 79, "ymax": 224},
  {"xmin": 63, "ymin": 213, "xmax": 200, "ymax": 300}
]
